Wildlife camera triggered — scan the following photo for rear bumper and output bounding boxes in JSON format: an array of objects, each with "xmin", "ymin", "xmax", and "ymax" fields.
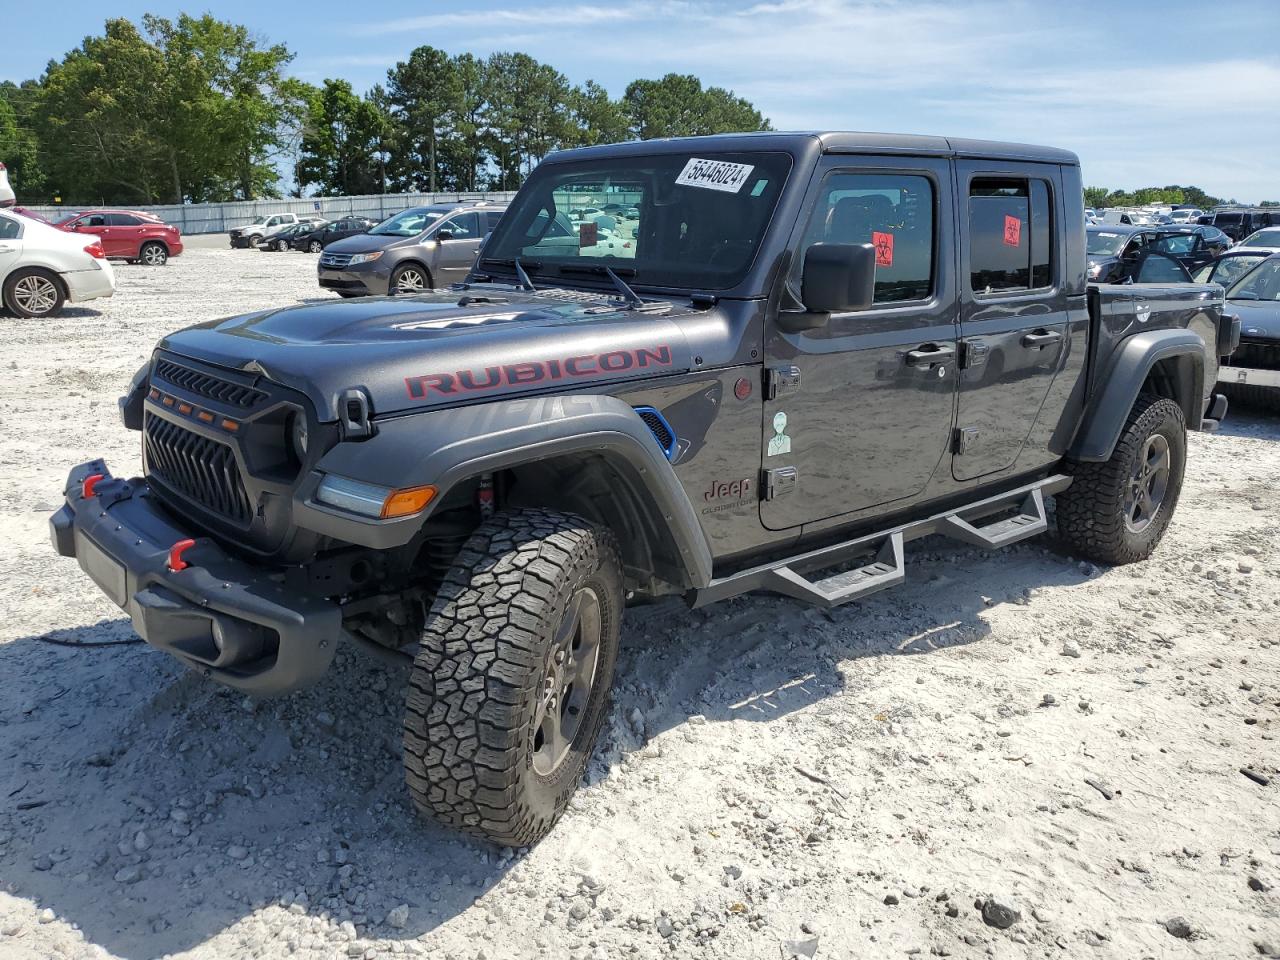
[
  {"xmin": 1220, "ymin": 365, "xmax": 1280, "ymax": 389},
  {"xmin": 50, "ymin": 460, "xmax": 340, "ymax": 696},
  {"xmin": 62, "ymin": 264, "xmax": 116, "ymax": 303}
]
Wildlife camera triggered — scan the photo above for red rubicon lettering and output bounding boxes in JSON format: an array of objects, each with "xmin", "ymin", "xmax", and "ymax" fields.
[{"xmin": 404, "ymin": 345, "xmax": 675, "ymax": 400}]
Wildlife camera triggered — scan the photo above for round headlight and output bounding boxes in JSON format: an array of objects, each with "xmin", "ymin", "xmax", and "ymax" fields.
[{"xmin": 290, "ymin": 413, "xmax": 309, "ymax": 460}]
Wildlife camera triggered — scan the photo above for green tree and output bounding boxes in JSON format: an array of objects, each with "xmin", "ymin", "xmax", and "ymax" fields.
[
  {"xmin": 1083, "ymin": 186, "xmax": 1109, "ymax": 208},
  {"xmin": 567, "ymin": 80, "xmax": 630, "ymax": 147},
  {"xmin": 0, "ymin": 87, "xmax": 44, "ymax": 199},
  {"xmin": 622, "ymin": 74, "xmax": 770, "ymax": 139},
  {"xmin": 386, "ymin": 46, "xmax": 458, "ymax": 193},
  {"xmin": 295, "ymin": 79, "xmax": 389, "ymax": 196}
]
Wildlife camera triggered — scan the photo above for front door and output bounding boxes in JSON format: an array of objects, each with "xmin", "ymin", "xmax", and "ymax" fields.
[
  {"xmin": 760, "ymin": 157, "xmax": 958, "ymax": 530},
  {"xmin": 952, "ymin": 163, "xmax": 1070, "ymax": 481},
  {"xmin": 432, "ymin": 212, "xmax": 483, "ymax": 285}
]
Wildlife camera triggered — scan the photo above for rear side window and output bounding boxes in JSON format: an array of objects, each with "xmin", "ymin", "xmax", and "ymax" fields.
[
  {"xmin": 793, "ymin": 172, "xmax": 935, "ymax": 304},
  {"xmin": 968, "ymin": 178, "xmax": 1053, "ymax": 293},
  {"xmin": 0, "ymin": 214, "xmax": 21, "ymax": 240},
  {"xmin": 444, "ymin": 212, "xmax": 481, "ymax": 238},
  {"xmin": 485, "ymin": 210, "xmax": 504, "ymax": 232},
  {"xmin": 107, "ymin": 213, "xmax": 141, "ymax": 226}
]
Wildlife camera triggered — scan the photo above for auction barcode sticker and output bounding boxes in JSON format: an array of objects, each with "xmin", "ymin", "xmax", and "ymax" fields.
[{"xmin": 675, "ymin": 158, "xmax": 755, "ymax": 194}]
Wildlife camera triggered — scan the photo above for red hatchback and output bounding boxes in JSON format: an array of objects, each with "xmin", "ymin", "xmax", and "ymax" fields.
[{"xmin": 59, "ymin": 209, "xmax": 183, "ymax": 265}]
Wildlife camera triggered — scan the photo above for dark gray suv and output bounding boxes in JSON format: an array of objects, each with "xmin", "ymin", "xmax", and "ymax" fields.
[{"xmin": 317, "ymin": 201, "xmax": 507, "ymax": 296}]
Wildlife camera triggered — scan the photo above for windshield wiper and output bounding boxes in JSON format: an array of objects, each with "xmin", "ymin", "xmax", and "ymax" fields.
[
  {"xmin": 479, "ymin": 257, "xmax": 542, "ymax": 292},
  {"xmin": 556, "ymin": 263, "xmax": 672, "ymax": 314},
  {"xmin": 514, "ymin": 257, "xmax": 537, "ymax": 292}
]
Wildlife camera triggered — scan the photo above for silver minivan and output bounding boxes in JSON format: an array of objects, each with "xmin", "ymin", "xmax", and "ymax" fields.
[{"xmin": 317, "ymin": 201, "xmax": 507, "ymax": 297}]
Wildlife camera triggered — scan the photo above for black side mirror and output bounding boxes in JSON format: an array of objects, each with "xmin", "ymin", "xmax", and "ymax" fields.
[
  {"xmin": 435, "ymin": 230, "xmax": 453, "ymax": 242},
  {"xmin": 801, "ymin": 242, "xmax": 877, "ymax": 313}
]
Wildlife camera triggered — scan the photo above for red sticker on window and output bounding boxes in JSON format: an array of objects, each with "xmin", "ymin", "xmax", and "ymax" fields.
[
  {"xmin": 872, "ymin": 230, "xmax": 894, "ymax": 267},
  {"xmin": 1003, "ymin": 215, "xmax": 1022, "ymax": 247},
  {"xmin": 579, "ymin": 221, "xmax": 598, "ymax": 248}
]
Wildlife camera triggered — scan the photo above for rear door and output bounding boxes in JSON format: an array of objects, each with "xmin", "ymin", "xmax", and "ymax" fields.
[
  {"xmin": 433, "ymin": 211, "xmax": 483, "ymax": 285},
  {"xmin": 760, "ymin": 157, "xmax": 958, "ymax": 530},
  {"xmin": 953, "ymin": 164, "xmax": 1069, "ymax": 481},
  {"xmin": 107, "ymin": 213, "xmax": 142, "ymax": 257},
  {"xmin": 0, "ymin": 213, "xmax": 23, "ymax": 279}
]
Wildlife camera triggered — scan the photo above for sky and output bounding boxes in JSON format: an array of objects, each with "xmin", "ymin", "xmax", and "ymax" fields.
[{"xmin": 5, "ymin": 0, "xmax": 1280, "ymax": 202}]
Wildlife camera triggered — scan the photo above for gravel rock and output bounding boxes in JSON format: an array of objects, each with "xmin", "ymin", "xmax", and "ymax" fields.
[
  {"xmin": 1164, "ymin": 916, "xmax": 1196, "ymax": 940},
  {"xmin": 980, "ymin": 895, "xmax": 1021, "ymax": 929},
  {"xmin": 1060, "ymin": 641, "xmax": 1081, "ymax": 659},
  {"xmin": 227, "ymin": 844, "xmax": 249, "ymax": 861},
  {"xmin": 114, "ymin": 865, "xmax": 142, "ymax": 885},
  {"xmin": 385, "ymin": 904, "xmax": 409, "ymax": 929}
]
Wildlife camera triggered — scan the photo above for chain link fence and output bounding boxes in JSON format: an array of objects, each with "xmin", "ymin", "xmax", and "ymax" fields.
[{"xmin": 21, "ymin": 191, "xmax": 519, "ymax": 235}]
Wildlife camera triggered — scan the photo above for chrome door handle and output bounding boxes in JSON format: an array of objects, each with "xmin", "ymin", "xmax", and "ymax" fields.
[
  {"xmin": 904, "ymin": 343, "xmax": 956, "ymax": 367},
  {"xmin": 1021, "ymin": 330, "xmax": 1062, "ymax": 349}
]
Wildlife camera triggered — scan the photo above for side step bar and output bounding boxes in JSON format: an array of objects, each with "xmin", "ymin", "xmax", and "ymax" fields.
[{"xmin": 692, "ymin": 474, "xmax": 1070, "ymax": 610}]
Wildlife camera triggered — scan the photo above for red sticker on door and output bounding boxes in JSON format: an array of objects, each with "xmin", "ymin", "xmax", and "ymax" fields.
[
  {"xmin": 1003, "ymin": 215, "xmax": 1022, "ymax": 247},
  {"xmin": 579, "ymin": 221, "xmax": 598, "ymax": 248},
  {"xmin": 872, "ymin": 231, "xmax": 894, "ymax": 267}
]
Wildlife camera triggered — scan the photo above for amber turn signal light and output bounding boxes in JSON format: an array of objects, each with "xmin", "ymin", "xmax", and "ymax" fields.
[{"xmin": 381, "ymin": 485, "xmax": 437, "ymax": 519}]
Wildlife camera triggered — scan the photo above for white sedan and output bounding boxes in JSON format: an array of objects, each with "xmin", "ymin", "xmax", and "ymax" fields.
[{"xmin": 0, "ymin": 209, "xmax": 116, "ymax": 318}]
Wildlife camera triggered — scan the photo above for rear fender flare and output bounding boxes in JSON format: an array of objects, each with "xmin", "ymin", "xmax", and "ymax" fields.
[
  {"xmin": 1070, "ymin": 329, "xmax": 1204, "ymax": 462},
  {"xmin": 295, "ymin": 394, "xmax": 714, "ymax": 588}
]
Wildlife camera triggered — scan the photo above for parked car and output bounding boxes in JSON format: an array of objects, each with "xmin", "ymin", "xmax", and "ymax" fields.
[
  {"xmin": 0, "ymin": 207, "xmax": 115, "ymax": 317},
  {"xmin": 256, "ymin": 219, "xmax": 328, "ymax": 252},
  {"xmin": 1194, "ymin": 250, "xmax": 1275, "ymax": 288},
  {"xmin": 1209, "ymin": 209, "xmax": 1280, "ymax": 242},
  {"xmin": 0, "ymin": 162, "xmax": 14, "ymax": 207},
  {"xmin": 1169, "ymin": 208, "xmax": 1205, "ymax": 223},
  {"xmin": 12, "ymin": 207, "xmax": 51, "ymax": 224},
  {"xmin": 53, "ymin": 132, "xmax": 1234, "ymax": 848},
  {"xmin": 58, "ymin": 210, "xmax": 183, "ymax": 265},
  {"xmin": 1237, "ymin": 227, "xmax": 1280, "ymax": 250},
  {"xmin": 229, "ymin": 213, "xmax": 300, "ymax": 249},
  {"xmin": 291, "ymin": 217, "xmax": 376, "ymax": 253},
  {"xmin": 317, "ymin": 201, "xmax": 507, "ymax": 296},
  {"xmin": 1147, "ymin": 225, "xmax": 1232, "ymax": 274},
  {"xmin": 1216, "ymin": 253, "xmax": 1280, "ymax": 409}
]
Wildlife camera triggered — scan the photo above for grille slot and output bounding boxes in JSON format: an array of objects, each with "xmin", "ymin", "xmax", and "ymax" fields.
[
  {"xmin": 144, "ymin": 413, "xmax": 253, "ymax": 523},
  {"xmin": 634, "ymin": 406, "xmax": 677, "ymax": 461},
  {"xmin": 1233, "ymin": 338, "xmax": 1280, "ymax": 371},
  {"xmin": 154, "ymin": 359, "xmax": 266, "ymax": 409},
  {"xmin": 320, "ymin": 252, "xmax": 353, "ymax": 268}
]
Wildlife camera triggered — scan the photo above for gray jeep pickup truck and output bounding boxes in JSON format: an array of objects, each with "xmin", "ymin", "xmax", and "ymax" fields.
[{"xmin": 51, "ymin": 132, "xmax": 1238, "ymax": 846}]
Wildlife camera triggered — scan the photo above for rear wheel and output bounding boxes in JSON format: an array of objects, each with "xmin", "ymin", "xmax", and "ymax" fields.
[
  {"xmin": 403, "ymin": 508, "xmax": 623, "ymax": 846},
  {"xmin": 140, "ymin": 242, "xmax": 168, "ymax": 266},
  {"xmin": 1057, "ymin": 395, "xmax": 1186, "ymax": 564},
  {"xmin": 391, "ymin": 263, "xmax": 430, "ymax": 294},
  {"xmin": 3, "ymin": 268, "xmax": 65, "ymax": 318}
]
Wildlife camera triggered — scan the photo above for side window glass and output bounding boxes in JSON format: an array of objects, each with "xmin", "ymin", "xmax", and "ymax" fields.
[
  {"xmin": 108, "ymin": 214, "xmax": 140, "ymax": 227},
  {"xmin": 86, "ymin": 214, "xmax": 108, "ymax": 227},
  {"xmin": 793, "ymin": 172, "xmax": 934, "ymax": 304},
  {"xmin": 444, "ymin": 212, "xmax": 480, "ymax": 238},
  {"xmin": 0, "ymin": 215, "xmax": 21, "ymax": 240},
  {"xmin": 1135, "ymin": 252, "xmax": 1191, "ymax": 284},
  {"xmin": 968, "ymin": 178, "xmax": 1053, "ymax": 294},
  {"xmin": 485, "ymin": 210, "xmax": 504, "ymax": 232}
]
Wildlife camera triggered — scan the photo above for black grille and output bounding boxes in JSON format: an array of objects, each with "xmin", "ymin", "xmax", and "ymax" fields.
[
  {"xmin": 144, "ymin": 413, "xmax": 252, "ymax": 523},
  {"xmin": 1233, "ymin": 338, "xmax": 1280, "ymax": 371},
  {"xmin": 154, "ymin": 359, "xmax": 266, "ymax": 409}
]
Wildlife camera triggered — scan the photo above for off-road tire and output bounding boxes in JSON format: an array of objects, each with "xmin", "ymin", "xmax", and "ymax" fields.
[
  {"xmin": 1220, "ymin": 382, "xmax": 1280, "ymax": 413},
  {"xmin": 404, "ymin": 508, "xmax": 623, "ymax": 846},
  {"xmin": 1057, "ymin": 395, "xmax": 1186, "ymax": 565},
  {"xmin": 3, "ymin": 268, "xmax": 65, "ymax": 318}
]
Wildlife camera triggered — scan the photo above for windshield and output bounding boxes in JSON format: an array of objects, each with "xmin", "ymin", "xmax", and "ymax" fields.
[
  {"xmin": 370, "ymin": 208, "xmax": 444, "ymax": 237},
  {"xmin": 1087, "ymin": 230, "xmax": 1129, "ymax": 256},
  {"xmin": 1241, "ymin": 228, "xmax": 1280, "ymax": 247},
  {"xmin": 481, "ymin": 151, "xmax": 792, "ymax": 290},
  {"xmin": 1227, "ymin": 258, "xmax": 1280, "ymax": 301},
  {"xmin": 1201, "ymin": 254, "xmax": 1267, "ymax": 286}
]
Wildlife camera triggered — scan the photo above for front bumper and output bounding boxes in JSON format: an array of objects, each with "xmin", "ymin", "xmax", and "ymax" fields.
[
  {"xmin": 318, "ymin": 265, "xmax": 391, "ymax": 296},
  {"xmin": 1219, "ymin": 365, "xmax": 1280, "ymax": 389},
  {"xmin": 50, "ymin": 460, "xmax": 340, "ymax": 696},
  {"xmin": 229, "ymin": 234, "xmax": 255, "ymax": 249}
]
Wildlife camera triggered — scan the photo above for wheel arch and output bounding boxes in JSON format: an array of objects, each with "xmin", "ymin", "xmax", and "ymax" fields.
[
  {"xmin": 295, "ymin": 394, "xmax": 713, "ymax": 591},
  {"xmin": 1069, "ymin": 329, "xmax": 1204, "ymax": 463},
  {"xmin": 391, "ymin": 259, "xmax": 433, "ymax": 290}
]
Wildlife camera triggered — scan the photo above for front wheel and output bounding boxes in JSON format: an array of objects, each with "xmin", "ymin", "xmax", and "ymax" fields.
[
  {"xmin": 403, "ymin": 509, "xmax": 623, "ymax": 846},
  {"xmin": 308, "ymin": 240, "xmax": 323, "ymax": 253},
  {"xmin": 275, "ymin": 239, "xmax": 289, "ymax": 252},
  {"xmin": 390, "ymin": 264, "xmax": 430, "ymax": 294},
  {"xmin": 1057, "ymin": 395, "xmax": 1186, "ymax": 565}
]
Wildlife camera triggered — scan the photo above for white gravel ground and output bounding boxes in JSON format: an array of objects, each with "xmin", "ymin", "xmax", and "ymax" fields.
[{"xmin": 1, "ymin": 247, "xmax": 1278, "ymax": 960}]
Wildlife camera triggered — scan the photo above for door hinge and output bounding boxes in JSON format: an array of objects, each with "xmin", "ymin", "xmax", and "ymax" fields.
[
  {"xmin": 959, "ymin": 339, "xmax": 989, "ymax": 370},
  {"xmin": 953, "ymin": 426, "xmax": 979, "ymax": 454},
  {"xmin": 763, "ymin": 466, "xmax": 798, "ymax": 500},
  {"xmin": 765, "ymin": 365, "xmax": 802, "ymax": 400}
]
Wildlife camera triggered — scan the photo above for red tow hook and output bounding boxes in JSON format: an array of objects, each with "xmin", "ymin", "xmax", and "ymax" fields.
[
  {"xmin": 81, "ymin": 474, "xmax": 105, "ymax": 499},
  {"xmin": 168, "ymin": 538, "xmax": 197, "ymax": 572}
]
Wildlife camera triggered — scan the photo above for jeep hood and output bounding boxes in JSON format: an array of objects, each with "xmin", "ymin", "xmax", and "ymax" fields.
[
  {"xmin": 156, "ymin": 289, "xmax": 702, "ymax": 420},
  {"xmin": 1231, "ymin": 297, "xmax": 1280, "ymax": 340}
]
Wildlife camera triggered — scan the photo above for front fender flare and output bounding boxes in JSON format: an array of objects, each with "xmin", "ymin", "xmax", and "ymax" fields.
[
  {"xmin": 293, "ymin": 394, "xmax": 714, "ymax": 588},
  {"xmin": 1070, "ymin": 329, "xmax": 1204, "ymax": 462}
]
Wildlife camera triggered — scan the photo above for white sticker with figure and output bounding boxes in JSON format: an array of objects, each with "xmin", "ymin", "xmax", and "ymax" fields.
[
  {"xmin": 767, "ymin": 411, "xmax": 792, "ymax": 457},
  {"xmin": 675, "ymin": 158, "xmax": 755, "ymax": 194}
]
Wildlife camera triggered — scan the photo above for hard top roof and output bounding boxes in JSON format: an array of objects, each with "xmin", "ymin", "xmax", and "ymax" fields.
[{"xmin": 547, "ymin": 131, "xmax": 1078, "ymax": 166}]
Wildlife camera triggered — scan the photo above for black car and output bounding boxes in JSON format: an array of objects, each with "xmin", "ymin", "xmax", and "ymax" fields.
[
  {"xmin": 291, "ymin": 217, "xmax": 377, "ymax": 253},
  {"xmin": 1209, "ymin": 209, "xmax": 1280, "ymax": 242},
  {"xmin": 257, "ymin": 219, "xmax": 328, "ymax": 252},
  {"xmin": 1087, "ymin": 224, "xmax": 1218, "ymax": 283},
  {"xmin": 1148, "ymin": 225, "xmax": 1232, "ymax": 274}
]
